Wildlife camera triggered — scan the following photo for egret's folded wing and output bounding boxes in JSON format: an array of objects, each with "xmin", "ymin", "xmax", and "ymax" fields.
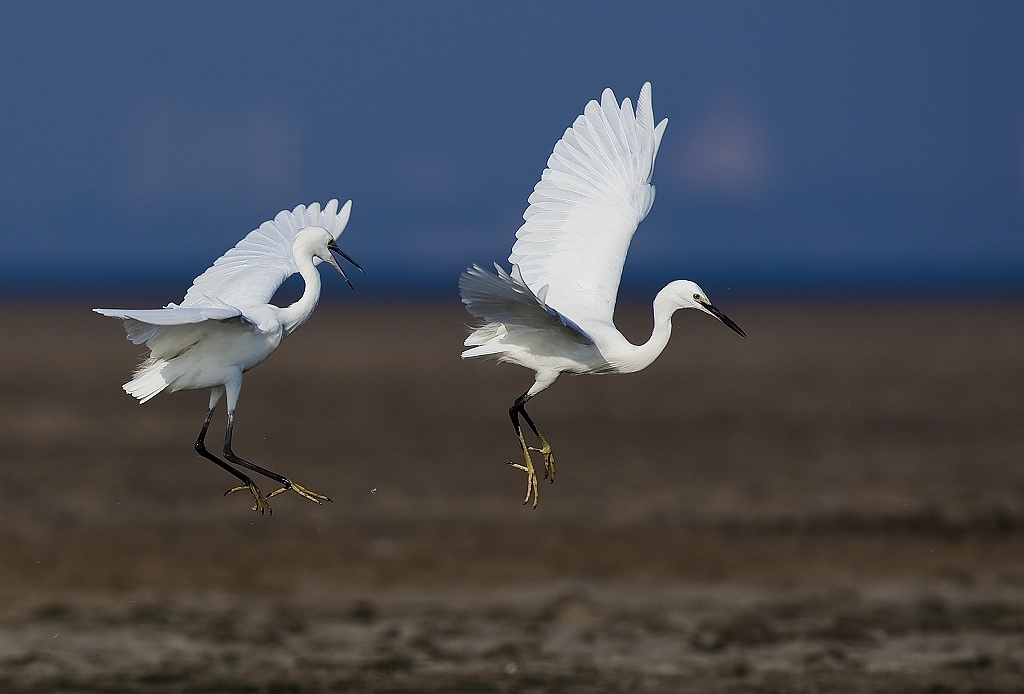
[
  {"xmin": 93, "ymin": 305, "xmax": 240, "ymax": 325},
  {"xmin": 181, "ymin": 199, "xmax": 352, "ymax": 309},
  {"xmin": 459, "ymin": 264, "xmax": 594, "ymax": 345},
  {"xmin": 94, "ymin": 304, "xmax": 243, "ymax": 344},
  {"xmin": 509, "ymin": 83, "xmax": 668, "ymax": 331}
]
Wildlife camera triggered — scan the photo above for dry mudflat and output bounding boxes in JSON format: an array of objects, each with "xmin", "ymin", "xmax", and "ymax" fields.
[{"xmin": 0, "ymin": 301, "xmax": 1022, "ymax": 692}]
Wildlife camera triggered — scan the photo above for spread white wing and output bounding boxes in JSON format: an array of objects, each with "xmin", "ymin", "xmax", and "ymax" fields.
[
  {"xmin": 508, "ymin": 83, "xmax": 667, "ymax": 332},
  {"xmin": 94, "ymin": 199, "xmax": 352, "ymax": 335},
  {"xmin": 182, "ymin": 199, "xmax": 352, "ymax": 309}
]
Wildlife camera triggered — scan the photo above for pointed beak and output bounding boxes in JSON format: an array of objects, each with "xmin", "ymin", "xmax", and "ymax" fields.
[
  {"xmin": 701, "ymin": 301, "xmax": 747, "ymax": 338},
  {"xmin": 327, "ymin": 240, "xmax": 365, "ymax": 290}
]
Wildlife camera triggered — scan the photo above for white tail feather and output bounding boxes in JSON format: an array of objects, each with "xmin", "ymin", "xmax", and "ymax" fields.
[
  {"xmin": 462, "ymin": 323, "xmax": 508, "ymax": 359},
  {"xmin": 123, "ymin": 359, "xmax": 177, "ymax": 403}
]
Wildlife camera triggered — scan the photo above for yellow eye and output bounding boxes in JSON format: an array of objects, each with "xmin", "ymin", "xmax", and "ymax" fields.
[{"xmin": 693, "ymin": 293, "xmax": 703, "ymax": 302}]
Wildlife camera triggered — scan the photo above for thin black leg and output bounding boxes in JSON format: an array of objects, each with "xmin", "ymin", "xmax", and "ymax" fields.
[
  {"xmin": 518, "ymin": 406, "xmax": 543, "ymax": 452},
  {"xmin": 222, "ymin": 413, "xmax": 332, "ymax": 505},
  {"xmin": 222, "ymin": 414, "xmax": 291, "ymax": 486},
  {"xmin": 195, "ymin": 408, "xmax": 271, "ymax": 514},
  {"xmin": 508, "ymin": 393, "xmax": 531, "ymax": 444},
  {"xmin": 195, "ymin": 408, "xmax": 255, "ymax": 487},
  {"xmin": 508, "ymin": 392, "xmax": 544, "ymax": 506},
  {"xmin": 510, "ymin": 393, "xmax": 554, "ymax": 482}
]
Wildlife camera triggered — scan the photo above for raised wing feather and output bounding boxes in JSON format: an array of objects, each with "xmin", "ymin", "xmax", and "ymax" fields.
[
  {"xmin": 508, "ymin": 83, "xmax": 668, "ymax": 331},
  {"xmin": 459, "ymin": 264, "xmax": 594, "ymax": 345},
  {"xmin": 181, "ymin": 199, "xmax": 352, "ymax": 309}
]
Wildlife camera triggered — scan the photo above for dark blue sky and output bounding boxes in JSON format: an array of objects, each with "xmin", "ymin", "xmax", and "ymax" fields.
[{"xmin": 1, "ymin": 1, "xmax": 1022, "ymax": 301}]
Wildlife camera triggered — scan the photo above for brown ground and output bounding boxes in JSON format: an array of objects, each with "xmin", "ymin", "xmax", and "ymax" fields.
[{"xmin": 0, "ymin": 300, "xmax": 1023, "ymax": 692}]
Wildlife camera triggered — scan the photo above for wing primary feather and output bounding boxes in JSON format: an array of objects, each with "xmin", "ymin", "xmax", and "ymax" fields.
[{"xmin": 507, "ymin": 83, "xmax": 667, "ymax": 330}]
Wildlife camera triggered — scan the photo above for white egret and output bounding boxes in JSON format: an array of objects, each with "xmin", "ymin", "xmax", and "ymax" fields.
[
  {"xmin": 95, "ymin": 199, "xmax": 363, "ymax": 514},
  {"xmin": 459, "ymin": 83, "xmax": 746, "ymax": 508}
]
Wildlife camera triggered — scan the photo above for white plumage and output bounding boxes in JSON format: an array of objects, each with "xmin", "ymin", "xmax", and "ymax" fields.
[
  {"xmin": 95, "ymin": 200, "xmax": 362, "ymax": 514},
  {"xmin": 460, "ymin": 83, "xmax": 746, "ymax": 507},
  {"xmin": 509, "ymin": 83, "xmax": 667, "ymax": 331}
]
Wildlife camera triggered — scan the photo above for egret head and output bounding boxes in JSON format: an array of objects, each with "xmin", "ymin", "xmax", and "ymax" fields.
[
  {"xmin": 296, "ymin": 226, "xmax": 365, "ymax": 289},
  {"xmin": 662, "ymin": 280, "xmax": 746, "ymax": 338}
]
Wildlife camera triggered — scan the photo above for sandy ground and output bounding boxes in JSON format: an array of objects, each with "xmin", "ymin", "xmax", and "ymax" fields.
[{"xmin": 0, "ymin": 300, "xmax": 1022, "ymax": 692}]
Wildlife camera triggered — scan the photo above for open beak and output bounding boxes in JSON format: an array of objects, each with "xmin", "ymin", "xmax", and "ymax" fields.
[
  {"xmin": 702, "ymin": 301, "xmax": 747, "ymax": 338},
  {"xmin": 326, "ymin": 240, "xmax": 365, "ymax": 290}
]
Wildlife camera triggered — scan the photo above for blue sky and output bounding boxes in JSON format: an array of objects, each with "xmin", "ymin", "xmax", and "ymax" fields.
[{"xmin": 1, "ymin": 1, "xmax": 1022, "ymax": 301}]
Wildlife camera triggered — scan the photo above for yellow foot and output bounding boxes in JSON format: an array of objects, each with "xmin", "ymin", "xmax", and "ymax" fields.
[
  {"xmin": 225, "ymin": 480, "xmax": 272, "ymax": 515},
  {"xmin": 529, "ymin": 439, "xmax": 555, "ymax": 482},
  {"xmin": 266, "ymin": 481, "xmax": 332, "ymax": 505},
  {"xmin": 509, "ymin": 451, "xmax": 540, "ymax": 509}
]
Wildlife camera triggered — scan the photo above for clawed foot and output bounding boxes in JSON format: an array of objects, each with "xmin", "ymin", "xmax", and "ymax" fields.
[
  {"xmin": 225, "ymin": 480, "xmax": 273, "ymax": 515},
  {"xmin": 508, "ymin": 454, "xmax": 540, "ymax": 509},
  {"xmin": 508, "ymin": 396, "xmax": 556, "ymax": 507},
  {"xmin": 267, "ymin": 481, "xmax": 332, "ymax": 505},
  {"xmin": 509, "ymin": 432, "xmax": 556, "ymax": 508},
  {"xmin": 530, "ymin": 438, "xmax": 555, "ymax": 482}
]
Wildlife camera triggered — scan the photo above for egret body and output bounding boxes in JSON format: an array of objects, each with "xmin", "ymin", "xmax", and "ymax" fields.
[
  {"xmin": 459, "ymin": 84, "xmax": 746, "ymax": 507},
  {"xmin": 96, "ymin": 200, "xmax": 362, "ymax": 513}
]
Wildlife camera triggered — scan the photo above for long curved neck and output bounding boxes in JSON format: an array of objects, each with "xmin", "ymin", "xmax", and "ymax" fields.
[
  {"xmin": 278, "ymin": 253, "xmax": 322, "ymax": 337},
  {"xmin": 615, "ymin": 286, "xmax": 680, "ymax": 373}
]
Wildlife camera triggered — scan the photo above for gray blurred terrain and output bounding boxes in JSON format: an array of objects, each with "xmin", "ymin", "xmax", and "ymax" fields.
[{"xmin": 0, "ymin": 302, "xmax": 1022, "ymax": 692}]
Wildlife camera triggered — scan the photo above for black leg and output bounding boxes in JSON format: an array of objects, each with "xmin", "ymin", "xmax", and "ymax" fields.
[
  {"xmin": 517, "ymin": 406, "xmax": 544, "ymax": 468},
  {"xmin": 222, "ymin": 414, "xmax": 291, "ymax": 487},
  {"xmin": 509, "ymin": 391, "xmax": 552, "ymax": 507},
  {"xmin": 509, "ymin": 393, "xmax": 555, "ymax": 483},
  {"xmin": 222, "ymin": 413, "xmax": 332, "ymax": 505},
  {"xmin": 195, "ymin": 407, "xmax": 254, "ymax": 487},
  {"xmin": 508, "ymin": 393, "xmax": 531, "ymax": 446},
  {"xmin": 195, "ymin": 407, "xmax": 271, "ymax": 514}
]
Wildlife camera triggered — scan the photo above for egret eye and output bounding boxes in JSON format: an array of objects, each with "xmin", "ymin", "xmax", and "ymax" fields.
[{"xmin": 693, "ymin": 293, "xmax": 703, "ymax": 302}]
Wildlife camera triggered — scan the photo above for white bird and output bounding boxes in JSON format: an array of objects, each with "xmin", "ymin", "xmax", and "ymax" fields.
[
  {"xmin": 95, "ymin": 199, "xmax": 363, "ymax": 514},
  {"xmin": 459, "ymin": 83, "xmax": 746, "ymax": 508}
]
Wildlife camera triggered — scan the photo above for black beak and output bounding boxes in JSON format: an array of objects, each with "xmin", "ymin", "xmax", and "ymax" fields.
[
  {"xmin": 703, "ymin": 302, "xmax": 747, "ymax": 338},
  {"xmin": 327, "ymin": 240, "xmax": 365, "ymax": 290}
]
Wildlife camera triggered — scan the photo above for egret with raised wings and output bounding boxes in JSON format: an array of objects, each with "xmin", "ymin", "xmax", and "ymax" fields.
[
  {"xmin": 96, "ymin": 200, "xmax": 363, "ymax": 514},
  {"xmin": 459, "ymin": 83, "xmax": 746, "ymax": 507}
]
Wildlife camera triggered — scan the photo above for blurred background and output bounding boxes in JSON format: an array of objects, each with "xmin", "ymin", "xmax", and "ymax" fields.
[
  {"xmin": 1, "ymin": 0, "xmax": 1021, "ymax": 302},
  {"xmin": 1, "ymin": 3, "xmax": 1024, "ymax": 691}
]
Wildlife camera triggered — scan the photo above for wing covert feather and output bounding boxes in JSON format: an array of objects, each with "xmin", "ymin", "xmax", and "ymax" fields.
[
  {"xmin": 509, "ymin": 83, "xmax": 667, "ymax": 330},
  {"xmin": 459, "ymin": 264, "xmax": 594, "ymax": 345}
]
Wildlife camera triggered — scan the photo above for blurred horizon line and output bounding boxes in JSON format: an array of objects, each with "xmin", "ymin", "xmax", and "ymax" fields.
[{"xmin": 8, "ymin": 265, "xmax": 1023, "ymax": 307}]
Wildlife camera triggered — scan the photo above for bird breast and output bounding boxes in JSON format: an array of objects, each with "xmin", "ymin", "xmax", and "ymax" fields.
[{"xmin": 165, "ymin": 321, "xmax": 283, "ymax": 392}]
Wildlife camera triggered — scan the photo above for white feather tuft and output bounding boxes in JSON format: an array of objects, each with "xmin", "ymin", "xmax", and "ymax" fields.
[{"xmin": 123, "ymin": 359, "xmax": 175, "ymax": 403}]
